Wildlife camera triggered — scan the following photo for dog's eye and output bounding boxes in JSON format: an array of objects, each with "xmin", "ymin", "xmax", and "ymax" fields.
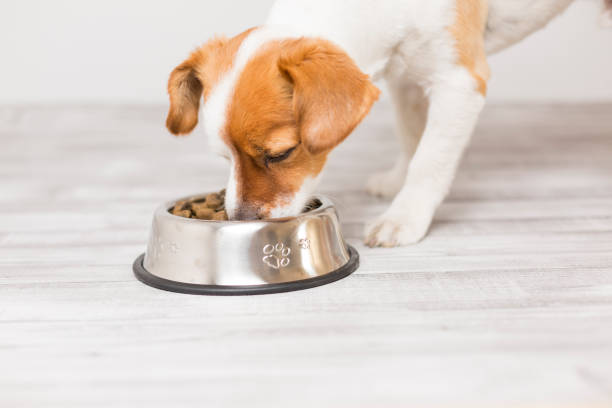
[{"xmin": 264, "ymin": 145, "xmax": 297, "ymax": 166}]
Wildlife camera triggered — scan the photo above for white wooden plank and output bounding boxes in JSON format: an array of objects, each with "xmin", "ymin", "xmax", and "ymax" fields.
[{"xmin": 1, "ymin": 103, "xmax": 611, "ymax": 407}]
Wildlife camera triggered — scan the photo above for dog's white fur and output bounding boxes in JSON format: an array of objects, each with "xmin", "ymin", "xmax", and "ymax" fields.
[{"xmin": 201, "ymin": 0, "xmax": 605, "ymax": 245}]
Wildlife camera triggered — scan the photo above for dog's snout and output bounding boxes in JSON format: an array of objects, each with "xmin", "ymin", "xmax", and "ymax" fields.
[{"xmin": 232, "ymin": 205, "xmax": 262, "ymax": 221}]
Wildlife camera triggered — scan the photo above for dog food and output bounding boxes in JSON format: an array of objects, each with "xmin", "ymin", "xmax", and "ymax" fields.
[{"xmin": 171, "ymin": 190, "xmax": 228, "ymax": 221}]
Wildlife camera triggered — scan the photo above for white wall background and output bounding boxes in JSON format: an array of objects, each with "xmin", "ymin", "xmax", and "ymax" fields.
[{"xmin": 1, "ymin": 0, "xmax": 611, "ymax": 104}]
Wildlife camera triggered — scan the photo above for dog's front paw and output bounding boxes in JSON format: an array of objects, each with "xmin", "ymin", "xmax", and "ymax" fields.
[
  {"xmin": 364, "ymin": 203, "xmax": 434, "ymax": 247},
  {"xmin": 366, "ymin": 169, "xmax": 405, "ymax": 199},
  {"xmin": 364, "ymin": 218, "xmax": 427, "ymax": 247}
]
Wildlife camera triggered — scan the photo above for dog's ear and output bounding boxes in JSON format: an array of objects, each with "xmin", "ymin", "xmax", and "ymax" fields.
[
  {"xmin": 602, "ymin": 0, "xmax": 612, "ymax": 27},
  {"xmin": 166, "ymin": 51, "xmax": 205, "ymax": 135},
  {"xmin": 278, "ymin": 38, "xmax": 380, "ymax": 155}
]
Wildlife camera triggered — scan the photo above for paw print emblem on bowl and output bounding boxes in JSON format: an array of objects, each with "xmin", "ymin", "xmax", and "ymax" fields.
[{"xmin": 262, "ymin": 243, "xmax": 291, "ymax": 269}]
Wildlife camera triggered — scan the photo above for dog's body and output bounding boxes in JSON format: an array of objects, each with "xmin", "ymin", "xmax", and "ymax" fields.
[{"xmin": 166, "ymin": 0, "xmax": 608, "ymax": 246}]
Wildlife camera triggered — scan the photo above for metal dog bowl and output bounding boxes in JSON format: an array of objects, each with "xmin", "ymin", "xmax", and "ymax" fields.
[{"xmin": 132, "ymin": 194, "xmax": 358, "ymax": 295}]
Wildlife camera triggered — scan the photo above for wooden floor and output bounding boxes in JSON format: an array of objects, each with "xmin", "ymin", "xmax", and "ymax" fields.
[{"xmin": 1, "ymin": 103, "xmax": 611, "ymax": 407}]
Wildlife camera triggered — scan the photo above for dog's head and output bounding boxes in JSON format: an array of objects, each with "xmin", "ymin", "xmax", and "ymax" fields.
[{"xmin": 166, "ymin": 28, "xmax": 379, "ymax": 220}]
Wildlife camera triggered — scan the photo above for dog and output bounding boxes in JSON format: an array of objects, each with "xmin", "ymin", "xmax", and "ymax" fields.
[{"xmin": 165, "ymin": 0, "xmax": 610, "ymax": 247}]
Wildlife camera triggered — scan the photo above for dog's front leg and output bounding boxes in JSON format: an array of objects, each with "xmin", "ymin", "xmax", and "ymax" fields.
[
  {"xmin": 366, "ymin": 80, "xmax": 428, "ymax": 199},
  {"xmin": 365, "ymin": 70, "xmax": 485, "ymax": 247}
]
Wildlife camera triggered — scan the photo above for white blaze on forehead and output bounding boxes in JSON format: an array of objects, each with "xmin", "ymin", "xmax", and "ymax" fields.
[
  {"xmin": 201, "ymin": 26, "xmax": 295, "ymax": 158},
  {"xmin": 269, "ymin": 175, "xmax": 322, "ymax": 219}
]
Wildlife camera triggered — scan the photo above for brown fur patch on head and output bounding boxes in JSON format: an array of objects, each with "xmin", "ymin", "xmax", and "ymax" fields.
[
  {"xmin": 450, "ymin": 0, "xmax": 490, "ymax": 95},
  {"xmin": 165, "ymin": 28, "xmax": 256, "ymax": 135},
  {"xmin": 225, "ymin": 38, "xmax": 379, "ymax": 218}
]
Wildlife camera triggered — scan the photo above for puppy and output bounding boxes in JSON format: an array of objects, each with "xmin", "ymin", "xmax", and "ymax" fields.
[{"xmin": 166, "ymin": 0, "xmax": 609, "ymax": 246}]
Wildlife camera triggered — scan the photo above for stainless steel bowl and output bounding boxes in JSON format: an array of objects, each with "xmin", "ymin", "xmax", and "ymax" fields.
[{"xmin": 132, "ymin": 194, "xmax": 358, "ymax": 295}]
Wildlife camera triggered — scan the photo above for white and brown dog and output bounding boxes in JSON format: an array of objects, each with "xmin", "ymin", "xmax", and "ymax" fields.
[{"xmin": 166, "ymin": 0, "xmax": 611, "ymax": 247}]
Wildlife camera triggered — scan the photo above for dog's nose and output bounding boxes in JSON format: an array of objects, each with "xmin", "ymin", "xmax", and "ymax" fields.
[{"xmin": 232, "ymin": 205, "xmax": 261, "ymax": 221}]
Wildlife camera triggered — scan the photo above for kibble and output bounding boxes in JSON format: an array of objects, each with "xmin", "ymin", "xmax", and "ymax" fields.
[
  {"xmin": 211, "ymin": 210, "xmax": 228, "ymax": 221},
  {"xmin": 170, "ymin": 189, "xmax": 227, "ymax": 221},
  {"xmin": 205, "ymin": 193, "xmax": 223, "ymax": 209},
  {"xmin": 171, "ymin": 200, "xmax": 190, "ymax": 216},
  {"xmin": 175, "ymin": 209, "xmax": 192, "ymax": 218},
  {"xmin": 191, "ymin": 202, "xmax": 215, "ymax": 219}
]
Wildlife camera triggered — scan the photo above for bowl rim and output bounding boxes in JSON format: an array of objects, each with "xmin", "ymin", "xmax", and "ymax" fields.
[
  {"xmin": 160, "ymin": 194, "xmax": 332, "ymax": 225},
  {"xmin": 133, "ymin": 245, "xmax": 358, "ymax": 296}
]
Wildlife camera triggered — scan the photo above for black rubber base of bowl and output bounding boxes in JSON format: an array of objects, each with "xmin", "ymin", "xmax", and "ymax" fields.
[{"xmin": 132, "ymin": 246, "xmax": 359, "ymax": 296}]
